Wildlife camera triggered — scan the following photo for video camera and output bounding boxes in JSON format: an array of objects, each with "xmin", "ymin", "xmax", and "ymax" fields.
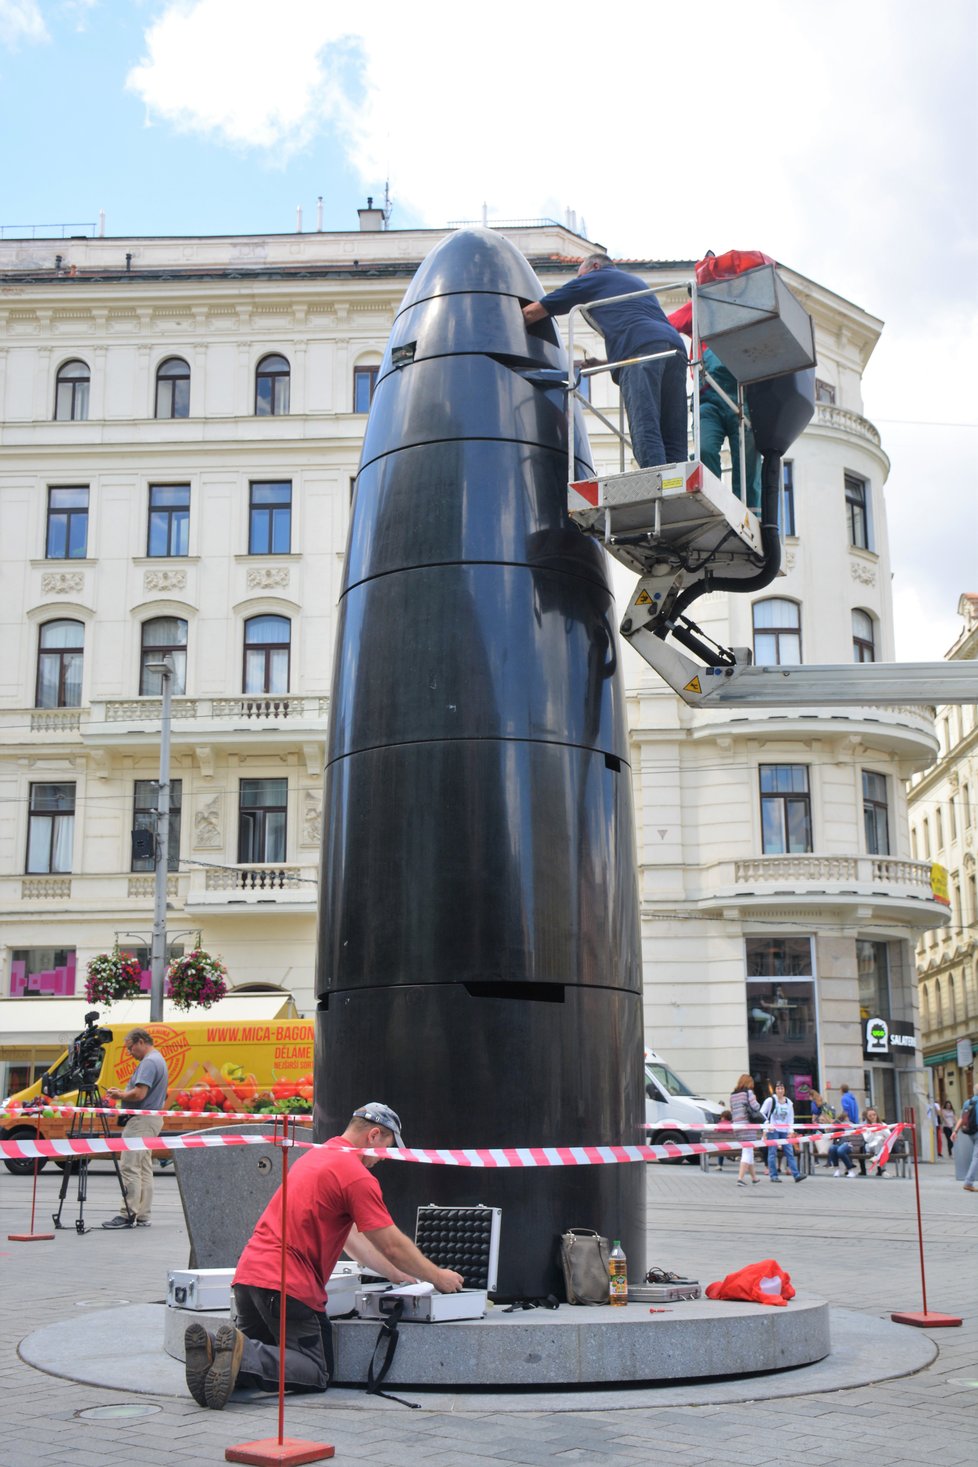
[{"xmin": 42, "ymin": 1010, "xmax": 113, "ymax": 1097}]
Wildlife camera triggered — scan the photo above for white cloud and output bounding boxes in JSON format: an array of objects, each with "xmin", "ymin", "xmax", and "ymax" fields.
[{"xmin": 0, "ymin": 0, "xmax": 48, "ymax": 47}]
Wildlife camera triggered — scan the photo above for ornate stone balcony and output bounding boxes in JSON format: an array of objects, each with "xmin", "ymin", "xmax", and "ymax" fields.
[
  {"xmin": 184, "ymin": 862, "xmax": 317, "ymax": 913},
  {"xmin": 815, "ymin": 402, "xmax": 882, "ymax": 447},
  {"xmin": 696, "ymin": 853, "xmax": 950, "ymax": 929}
]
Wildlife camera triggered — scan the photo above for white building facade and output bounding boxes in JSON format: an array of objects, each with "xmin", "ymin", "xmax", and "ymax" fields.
[
  {"xmin": 0, "ymin": 217, "xmax": 947, "ymax": 1119},
  {"xmin": 908, "ymin": 595, "xmax": 978, "ymax": 1113}
]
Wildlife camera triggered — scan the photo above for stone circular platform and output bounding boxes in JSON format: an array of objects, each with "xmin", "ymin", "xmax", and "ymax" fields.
[{"xmin": 163, "ymin": 1295, "xmax": 830, "ymax": 1388}]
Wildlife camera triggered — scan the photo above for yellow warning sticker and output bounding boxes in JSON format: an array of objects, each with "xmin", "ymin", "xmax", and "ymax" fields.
[
  {"xmin": 661, "ymin": 476, "xmax": 684, "ymax": 490},
  {"xmin": 635, "ymin": 590, "xmax": 653, "ymax": 605},
  {"xmin": 683, "ymin": 676, "xmax": 702, "ymax": 694}
]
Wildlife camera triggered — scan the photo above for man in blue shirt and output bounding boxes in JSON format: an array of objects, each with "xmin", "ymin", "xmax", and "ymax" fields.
[
  {"xmin": 839, "ymin": 1084, "xmax": 860, "ymax": 1125},
  {"xmin": 101, "ymin": 1028, "xmax": 168, "ymax": 1229},
  {"xmin": 522, "ymin": 255, "xmax": 687, "ymax": 468}
]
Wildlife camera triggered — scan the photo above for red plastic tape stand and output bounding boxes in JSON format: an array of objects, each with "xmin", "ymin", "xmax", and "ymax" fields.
[
  {"xmin": 9, "ymin": 1119, "xmax": 55, "ymax": 1242},
  {"xmin": 890, "ymin": 1112, "xmax": 962, "ymax": 1329},
  {"xmin": 224, "ymin": 1442, "xmax": 334, "ymax": 1466},
  {"xmin": 225, "ymin": 1119, "xmax": 334, "ymax": 1467}
]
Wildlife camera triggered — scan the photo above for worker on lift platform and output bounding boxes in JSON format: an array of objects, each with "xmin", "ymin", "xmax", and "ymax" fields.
[{"xmin": 522, "ymin": 253, "xmax": 688, "ymax": 469}]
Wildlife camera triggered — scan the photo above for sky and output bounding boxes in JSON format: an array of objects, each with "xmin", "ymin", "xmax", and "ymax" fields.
[{"xmin": 1, "ymin": 0, "xmax": 976, "ymax": 661}]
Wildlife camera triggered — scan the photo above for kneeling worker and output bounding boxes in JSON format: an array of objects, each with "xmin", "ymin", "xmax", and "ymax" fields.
[{"xmin": 186, "ymin": 1102, "xmax": 464, "ymax": 1409}]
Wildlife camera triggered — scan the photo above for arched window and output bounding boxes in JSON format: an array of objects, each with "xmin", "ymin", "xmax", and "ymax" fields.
[
  {"xmin": 255, "ymin": 354, "xmax": 290, "ymax": 416},
  {"xmin": 155, "ymin": 357, "xmax": 190, "ymax": 419},
  {"xmin": 140, "ymin": 617, "xmax": 187, "ymax": 695},
  {"xmin": 752, "ymin": 598, "xmax": 802, "ymax": 665},
  {"xmin": 54, "ymin": 359, "xmax": 90, "ymax": 421},
  {"xmin": 852, "ymin": 608, "xmax": 876, "ymax": 662},
  {"xmin": 948, "ymin": 975, "xmax": 957, "ymax": 1027},
  {"xmin": 36, "ymin": 619, "xmax": 84, "ymax": 708},
  {"xmin": 921, "ymin": 985, "xmax": 930, "ymax": 1031},
  {"xmin": 243, "ymin": 615, "xmax": 291, "ymax": 695}
]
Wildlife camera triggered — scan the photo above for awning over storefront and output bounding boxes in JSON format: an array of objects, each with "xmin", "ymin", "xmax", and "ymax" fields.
[
  {"xmin": 923, "ymin": 1048, "xmax": 959, "ymax": 1066},
  {"xmin": 0, "ymin": 991, "xmax": 299, "ymax": 1051}
]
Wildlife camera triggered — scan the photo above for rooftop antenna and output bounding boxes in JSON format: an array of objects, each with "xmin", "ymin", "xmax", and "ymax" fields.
[
  {"xmin": 383, "ymin": 178, "xmax": 392, "ymax": 229},
  {"xmin": 316, "ymin": 195, "xmax": 324, "ymax": 232},
  {"xmin": 482, "ymin": 202, "xmax": 488, "ymax": 226},
  {"xmin": 98, "ymin": 210, "xmax": 105, "ymax": 238},
  {"xmin": 296, "ymin": 204, "xmax": 303, "ymax": 233}
]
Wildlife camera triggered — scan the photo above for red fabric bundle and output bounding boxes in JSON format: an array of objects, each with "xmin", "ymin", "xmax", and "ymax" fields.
[
  {"xmin": 695, "ymin": 249, "xmax": 775, "ymax": 285},
  {"xmin": 705, "ymin": 1259, "xmax": 795, "ymax": 1307}
]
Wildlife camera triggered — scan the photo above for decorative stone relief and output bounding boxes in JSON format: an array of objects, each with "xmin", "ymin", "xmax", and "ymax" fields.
[
  {"xmin": 193, "ymin": 794, "xmax": 222, "ymax": 849},
  {"xmin": 247, "ymin": 566, "xmax": 290, "ymax": 590},
  {"xmin": 41, "ymin": 571, "xmax": 84, "ymax": 595},
  {"xmin": 784, "ymin": 550, "xmax": 797, "ymax": 572},
  {"xmin": 301, "ymin": 790, "xmax": 323, "ymax": 847},
  {"xmin": 850, "ymin": 559, "xmax": 877, "ymax": 587},
  {"xmin": 144, "ymin": 568, "xmax": 187, "ymax": 593}
]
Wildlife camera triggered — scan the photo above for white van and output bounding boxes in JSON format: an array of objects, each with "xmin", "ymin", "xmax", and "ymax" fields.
[{"xmin": 645, "ymin": 1049, "xmax": 725, "ymax": 1155}]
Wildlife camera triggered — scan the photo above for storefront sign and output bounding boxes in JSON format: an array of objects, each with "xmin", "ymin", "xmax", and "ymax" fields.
[
  {"xmin": 930, "ymin": 863, "xmax": 950, "ymax": 906},
  {"xmin": 864, "ymin": 1016, "xmax": 917, "ymax": 1059},
  {"xmin": 957, "ymin": 1037, "xmax": 975, "ymax": 1069}
]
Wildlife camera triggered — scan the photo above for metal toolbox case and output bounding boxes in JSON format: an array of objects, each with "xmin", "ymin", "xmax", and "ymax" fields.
[
  {"xmin": 413, "ymin": 1203, "xmax": 502, "ymax": 1293},
  {"xmin": 166, "ymin": 1268, "xmax": 234, "ymax": 1311},
  {"xmin": 355, "ymin": 1285, "xmax": 488, "ymax": 1323},
  {"xmin": 628, "ymin": 1280, "xmax": 701, "ymax": 1303},
  {"xmin": 325, "ymin": 1261, "xmax": 362, "ymax": 1318}
]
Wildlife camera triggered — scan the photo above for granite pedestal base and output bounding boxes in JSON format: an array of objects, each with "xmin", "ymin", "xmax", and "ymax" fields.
[{"xmin": 164, "ymin": 1296, "xmax": 830, "ymax": 1388}]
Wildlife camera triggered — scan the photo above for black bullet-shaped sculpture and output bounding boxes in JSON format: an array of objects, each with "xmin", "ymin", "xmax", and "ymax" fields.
[{"xmin": 316, "ymin": 228, "xmax": 645, "ymax": 1299}]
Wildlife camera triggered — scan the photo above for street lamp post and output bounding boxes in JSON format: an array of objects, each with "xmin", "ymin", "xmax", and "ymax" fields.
[{"xmin": 146, "ymin": 656, "xmax": 173, "ymax": 1022}]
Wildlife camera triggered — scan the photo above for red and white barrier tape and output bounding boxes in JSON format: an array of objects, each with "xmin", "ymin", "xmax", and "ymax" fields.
[{"xmin": 0, "ymin": 1125, "xmax": 905, "ymax": 1167}]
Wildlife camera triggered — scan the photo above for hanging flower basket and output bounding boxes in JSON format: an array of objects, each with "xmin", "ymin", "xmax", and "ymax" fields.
[
  {"xmin": 84, "ymin": 948, "xmax": 144, "ymax": 1007},
  {"xmin": 166, "ymin": 950, "xmax": 229, "ymax": 1011}
]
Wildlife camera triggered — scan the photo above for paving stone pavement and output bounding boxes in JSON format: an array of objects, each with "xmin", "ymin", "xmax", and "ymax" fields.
[{"xmin": 0, "ymin": 1152, "xmax": 974, "ymax": 1466}]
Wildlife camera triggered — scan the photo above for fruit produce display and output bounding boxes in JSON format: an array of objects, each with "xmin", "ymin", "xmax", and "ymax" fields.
[{"xmin": 168, "ymin": 1064, "xmax": 314, "ymax": 1116}]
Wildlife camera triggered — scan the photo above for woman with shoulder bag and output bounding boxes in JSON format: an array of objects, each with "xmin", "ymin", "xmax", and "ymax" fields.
[{"xmin": 730, "ymin": 1074, "xmax": 763, "ymax": 1187}]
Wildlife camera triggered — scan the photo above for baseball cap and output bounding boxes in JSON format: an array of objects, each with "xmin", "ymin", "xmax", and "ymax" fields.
[{"xmin": 352, "ymin": 1102, "xmax": 404, "ymax": 1148}]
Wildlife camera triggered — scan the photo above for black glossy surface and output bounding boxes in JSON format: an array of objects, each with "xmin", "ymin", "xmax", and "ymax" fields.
[
  {"xmin": 315, "ymin": 985, "xmax": 646, "ymax": 1301},
  {"xmin": 360, "ymin": 355, "xmax": 593, "ymax": 475},
  {"xmin": 317, "ymin": 228, "xmax": 645, "ymax": 1298},
  {"xmin": 347, "ymin": 441, "xmax": 608, "ymax": 589},
  {"xmin": 328, "ymin": 566, "xmax": 626, "ymax": 757},
  {"xmin": 319, "ymin": 741, "xmax": 641, "ymax": 992}
]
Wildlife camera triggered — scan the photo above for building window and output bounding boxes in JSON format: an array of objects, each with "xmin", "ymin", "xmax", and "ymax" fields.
[
  {"xmin": 745, "ymin": 937, "xmax": 818, "ymax": 1113},
  {"xmin": 248, "ymin": 481, "xmax": 292, "ymax": 555},
  {"xmin": 760, "ymin": 765, "xmax": 812, "ymax": 854},
  {"xmin": 353, "ymin": 365, "xmax": 379, "ymax": 413},
  {"xmin": 255, "ymin": 354, "xmax": 290, "ymax": 415},
  {"xmin": 148, "ymin": 484, "xmax": 190, "ymax": 557},
  {"xmin": 949, "ymin": 795, "xmax": 957, "ymax": 841},
  {"xmin": 139, "ymin": 617, "xmax": 187, "ymax": 695},
  {"xmin": 852, "ymin": 608, "xmax": 876, "ymax": 662},
  {"xmin": 814, "ymin": 378, "xmax": 836, "ymax": 405},
  {"xmin": 132, "ymin": 779, "xmax": 183, "ymax": 872},
  {"xmin": 54, "ymin": 359, "xmax": 90, "ymax": 421},
  {"xmin": 238, "ymin": 778, "xmax": 288, "ymax": 864},
  {"xmin": 845, "ymin": 473, "xmax": 871, "ymax": 550},
  {"xmin": 26, "ymin": 782, "xmax": 75, "ymax": 873},
  {"xmin": 574, "ymin": 361, "xmax": 592, "ymax": 404},
  {"xmin": 155, "ymin": 357, "xmax": 190, "ymax": 419},
  {"xmin": 752, "ymin": 598, "xmax": 801, "ymax": 665},
  {"xmin": 935, "ymin": 808, "xmax": 944, "ymax": 852},
  {"xmin": 857, "ymin": 939, "xmax": 890, "ymax": 1020},
  {"xmin": 36, "ymin": 619, "xmax": 84, "ymax": 708},
  {"xmin": 862, "ymin": 770, "xmax": 890, "ymax": 855},
  {"xmin": 9, "ymin": 947, "xmax": 77, "ymax": 999},
  {"xmin": 46, "ymin": 486, "xmax": 89, "ymax": 559},
  {"xmin": 244, "ymin": 615, "xmax": 291, "ymax": 695},
  {"xmin": 780, "ymin": 460, "xmax": 796, "ymax": 536}
]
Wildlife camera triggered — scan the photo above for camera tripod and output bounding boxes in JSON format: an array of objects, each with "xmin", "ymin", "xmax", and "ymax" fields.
[{"xmin": 52, "ymin": 1083, "xmax": 135, "ymax": 1234}]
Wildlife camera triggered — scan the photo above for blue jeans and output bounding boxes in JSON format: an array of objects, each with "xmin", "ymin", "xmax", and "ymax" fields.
[
  {"xmin": 767, "ymin": 1132, "xmax": 800, "ymax": 1179},
  {"xmin": 699, "ymin": 394, "xmax": 761, "ymax": 510},
  {"xmin": 618, "ymin": 349, "xmax": 688, "ymax": 467},
  {"xmin": 827, "ymin": 1141, "xmax": 853, "ymax": 1171}
]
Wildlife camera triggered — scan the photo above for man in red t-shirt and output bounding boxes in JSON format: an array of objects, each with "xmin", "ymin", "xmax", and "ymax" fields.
[{"xmin": 185, "ymin": 1102, "xmax": 464, "ymax": 1410}]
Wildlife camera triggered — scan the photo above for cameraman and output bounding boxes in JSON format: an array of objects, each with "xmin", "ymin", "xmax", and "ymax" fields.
[{"xmin": 101, "ymin": 1029, "xmax": 167, "ymax": 1230}]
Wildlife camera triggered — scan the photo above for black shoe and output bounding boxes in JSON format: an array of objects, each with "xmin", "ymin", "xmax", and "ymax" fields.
[
  {"xmin": 101, "ymin": 1215, "xmax": 134, "ymax": 1229},
  {"xmin": 794, "ymin": 1174, "xmax": 805, "ymax": 1183},
  {"xmin": 204, "ymin": 1324, "xmax": 245, "ymax": 1410},
  {"xmin": 185, "ymin": 1323, "xmax": 214, "ymax": 1407}
]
